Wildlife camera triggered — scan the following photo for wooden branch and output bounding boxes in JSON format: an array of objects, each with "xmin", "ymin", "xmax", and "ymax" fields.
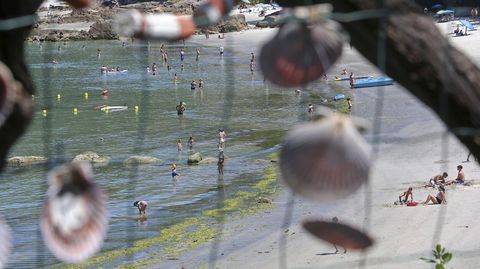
[{"xmin": 279, "ymin": 0, "xmax": 480, "ymax": 159}]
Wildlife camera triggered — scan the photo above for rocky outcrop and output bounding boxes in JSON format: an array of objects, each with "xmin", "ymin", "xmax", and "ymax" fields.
[
  {"xmin": 219, "ymin": 14, "xmax": 248, "ymax": 33},
  {"xmin": 124, "ymin": 155, "xmax": 162, "ymax": 165},
  {"xmin": 6, "ymin": 156, "xmax": 47, "ymax": 167},
  {"xmin": 187, "ymin": 152, "xmax": 203, "ymax": 164},
  {"xmin": 198, "ymin": 157, "xmax": 217, "ymax": 165},
  {"xmin": 72, "ymin": 151, "xmax": 110, "ymax": 163},
  {"xmin": 88, "ymin": 20, "xmax": 118, "ymax": 40}
]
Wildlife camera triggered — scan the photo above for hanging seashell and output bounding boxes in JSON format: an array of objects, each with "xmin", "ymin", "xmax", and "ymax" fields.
[
  {"xmin": 0, "ymin": 61, "xmax": 17, "ymax": 129},
  {"xmin": 280, "ymin": 114, "xmax": 371, "ymax": 200},
  {"xmin": 303, "ymin": 219, "xmax": 373, "ymax": 250},
  {"xmin": 40, "ymin": 162, "xmax": 108, "ymax": 263},
  {"xmin": 0, "ymin": 216, "xmax": 12, "ymax": 269},
  {"xmin": 260, "ymin": 20, "xmax": 343, "ymax": 87}
]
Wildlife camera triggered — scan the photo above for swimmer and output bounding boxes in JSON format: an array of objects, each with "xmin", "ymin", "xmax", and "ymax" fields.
[
  {"xmin": 188, "ymin": 135, "xmax": 194, "ymax": 150},
  {"xmin": 176, "ymin": 101, "xmax": 185, "ymax": 115},
  {"xmin": 199, "ymin": 79, "xmax": 204, "ymax": 89},
  {"xmin": 196, "ymin": 48, "xmax": 200, "ymax": 61},
  {"xmin": 307, "ymin": 103, "xmax": 314, "ymax": 114},
  {"xmin": 219, "ymin": 46, "xmax": 224, "ymax": 56},
  {"xmin": 249, "ymin": 60, "xmax": 254, "ymax": 73},
  {"xmin": 347, "ymin": 98, "xmax": 353, "ymax": 110},
  {"xmin": 171, "ymin": 163, "xmax": 179, "ymax": 178},
  {"xmin": 101, "ymin": 89, "xmax": 109, "ymax": 96},
  {"xmin": 218, "ymin": 128, "xmax": 227, "ymax": 151},
  {"xmin": 133, "ymin": 200, "xmax": 148, "ymax": 215},
  {"xmin": 191, "ymin": 80, "xmax": 197, "ymax": 90},
  {"xmin": 251, "ymin": 52, "xmax": 255, "ymax": 62},
  {"xmin": 180, "ymin": 49, "xmax": 185, "ymax": 62},
  {"xmin": 146, "ymin": 65, "xmax": 151, "ymax": 73},
  {"xmin": 218, "ymin": 151, "xmax": 225, "ymax": 175},
  {"xmin": 174, "ymin": 73, "xmax": 178, "ymax": 82},
  {"xmin": 177, "ymin": 139, "xmax": 183, "ymax": 152}
]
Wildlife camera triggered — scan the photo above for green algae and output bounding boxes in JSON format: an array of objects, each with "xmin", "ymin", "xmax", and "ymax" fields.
[{"xmin": 63, "ymin": 161, "xmax": 279, "ymax": 269}]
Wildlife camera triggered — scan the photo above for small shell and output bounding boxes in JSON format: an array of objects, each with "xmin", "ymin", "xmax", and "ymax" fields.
[
  {"xmin": 260, "ymin": 21, "xmax": 342, "ymax": 87},
  {"xmin": 0, "ymin": 216, "xmax": 12, "ymax": 268},
  {"xmin": 280, "ymin": 114, "xmax": 371, "ymax": 200},
  {"xmin": 303, "ymin": 220, "xmax": 374, "ymax": 250},
  {"xmin": 0, "ymin": 61, "xmax": 17, "ymax": 128},
  {"xmin": 40, "ymin": 162, "xmax": 108, "ymax": 263}
]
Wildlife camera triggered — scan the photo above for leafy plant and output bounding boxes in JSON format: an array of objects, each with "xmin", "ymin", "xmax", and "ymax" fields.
[{"xmin": 420, "ymin": 244, "xmax": 453, "ymax": 269}]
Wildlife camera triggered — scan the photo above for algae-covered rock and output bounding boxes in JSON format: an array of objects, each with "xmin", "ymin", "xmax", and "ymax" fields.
[
  {"xmin": 198, "ymin": 157, "xmax": 217, "ymax": 165},
  {"xmin": 187, "ymin": 152, "xmax": 203, "ymax": 164},
  {"xmin": 124, "ymin": 156, "xmax": 162, "ymax": 165},
  {"xmin": 256, "ymin": 197, "xmax": 273, "ymax": 204},
  {"xmin": 72, "ymin": 151, "xmax": 110, "ymax": 163},
  {"xmin": 7, "ymin": 156, "xmax": 47, "ymax": 167}
]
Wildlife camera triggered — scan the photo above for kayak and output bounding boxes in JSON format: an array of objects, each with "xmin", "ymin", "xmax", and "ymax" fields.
[
  {"xmin": 333, "ymin": 94, "xmax": 345, "ymax": 101},
  {"xmin": 334, "ymin": 76, "xmax": 370, "ymax": 81},
  {"xmin": 100, "ymin": 106, "xmax": 128, "ymax": 112},
  {"xmin": 353, "ymin": 76, "xmax": 393, "ymax": 88},
  {"xmin": 106, "ymin": 70, "xmax": 128, "ymax": 75}
]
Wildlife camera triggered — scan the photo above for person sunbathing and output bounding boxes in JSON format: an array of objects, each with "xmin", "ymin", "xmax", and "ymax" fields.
[
  {"xmin": 424, "ymin": 186, "xmax": 447, "ymax": 205},
  {"xmin": 446, "ymin": 165, "xmax": 465, "ymax": 185},
  {"xmin": 398, "ymin": 187, "xmax": 413, "ymax": 204}
]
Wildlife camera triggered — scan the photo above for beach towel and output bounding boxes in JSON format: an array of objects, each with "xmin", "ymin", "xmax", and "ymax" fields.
[{"xmin": 406, "ymin": 202, "xmax": 418, "ymax": 207}]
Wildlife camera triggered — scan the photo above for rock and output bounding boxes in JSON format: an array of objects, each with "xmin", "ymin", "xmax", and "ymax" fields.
[
  {"xmin": 6, "ymin": 156, "xmax": 47, "ymax": 167},
  {"xmin": 219, "ymin": 14, "xmax": 248, "ymax": 33},
  {"xmin": 256, "ymin": 197, "xmax": 273, "ymax": 204},
  {"xmin": 256, "ymin": 20, "xmax": 270, "ymax": 28},
  {"xmin": 198, "ymin": 157, "xmax": 218, "ymax": 165},
  {"xmin": 124, "ymin": 156, "xmax": 162, "ymax": 165},
  {"xmin": 88, "ymin": 20, "xmax": 118, "ymax": 40},
  {"xmin": 187, "ymin": 152, "xmax": 203, "ymax": 164},
  {"xmin": 72, "ymin": 151, "xmax": 110, "ymax": 163}
]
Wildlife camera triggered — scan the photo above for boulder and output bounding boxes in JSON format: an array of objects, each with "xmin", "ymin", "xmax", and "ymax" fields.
[
  {"xmin": 88, "ymin": 20, "xmax": 118, "ymax": 40},
  {"xmin": 187, "ymin": 152, "xmax": 203, "ymax": 164},
  {"xmin": 198, "ymin": 157, "xmax": 218, "ymax": 165},
  {"xmin": 219, "ymin": 14, "xmax": 248, "ymax": 33},
  {"xmin": 72, "ymin": 151, "xmax": 110, "ymax": 163},
  {"xmin": 6, "ymin": 156, "xmax": 47, "ymax": 167},
  {"xmin": 255, "ymin": 20, "xmax": 270, "ymax": 28},
  {"xmin": 124, "ymin": 155, "xmax": 162, "ymax": 165}
]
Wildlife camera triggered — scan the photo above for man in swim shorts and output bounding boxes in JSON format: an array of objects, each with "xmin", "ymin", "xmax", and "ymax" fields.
[
  {"xmin": 446, "ymin": 165, "xmax": 465, "ymax": 185},
  {"xmin": 133, "ymin": 200, "xmax": 148, "ymax": 215},
  {"xmin": 176, "ymin": 101, "xmax": 186, "ymax": 115}
]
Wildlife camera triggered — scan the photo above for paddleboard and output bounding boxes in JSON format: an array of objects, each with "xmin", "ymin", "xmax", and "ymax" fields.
[{"xmin": 100, "ymin": 106, "xmax": 128, "ymax": 112}]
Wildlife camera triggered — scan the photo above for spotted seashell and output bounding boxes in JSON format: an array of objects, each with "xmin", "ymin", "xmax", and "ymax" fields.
[
  {"xmin": 280, "ymin": 114, "xmax": 371, "ymax": 200},
  {"xmin": 40, "ymin": 162, "xmax": 107, "ymax": 263}
]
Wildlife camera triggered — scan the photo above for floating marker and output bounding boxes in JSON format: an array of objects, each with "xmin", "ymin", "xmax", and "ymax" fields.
[
  {"xmin": 73, "ymin": 108, "xmax": 78, "ymax": 115},
  {"xmin": 57, "ymin": 94, "xmax": 61, "ymax": 101},
  {"xmin": 42, "ymin": 109, "xmax": 47, "ymax": 117},
  {"xmin": 134, "ymin": 105, "xmax": 139, "ymax": 112},
  {"xmin": 84, "ymin": 92, "xmax": 89, "ymax": 100}
]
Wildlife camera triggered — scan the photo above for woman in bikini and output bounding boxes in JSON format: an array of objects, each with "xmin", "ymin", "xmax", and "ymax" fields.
[{"xmin": 424, "ymin": 186, "xmax": 447, "ymax": 205}]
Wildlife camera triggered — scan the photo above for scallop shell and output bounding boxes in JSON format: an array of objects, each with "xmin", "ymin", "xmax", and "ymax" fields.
[
  {"xmin": 260, "ymin": 21, "xmax": 342, "ymax": 87},
  {"xmin": 0, "ymin": 216, "xmax": 12, "ymax": 268},
  {"xmin": 40, "ymin": 162, "xmax": 108, "ymax": 263},
  {"xmin": 303, "ymin": 220, "xmax": 373, "ymax": 250},
  {"xmin": 0, "ymin": 61, "xmax": 17, "ymax": 129},
  {"xmin": 279, "ymin": 114, "xmax": 371, "ymax": 200}
]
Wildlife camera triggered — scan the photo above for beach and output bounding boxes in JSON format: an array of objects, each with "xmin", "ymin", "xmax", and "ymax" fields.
[{"xmin": 156, "ymin": 24, "xmax": 480, "ymax": 268}]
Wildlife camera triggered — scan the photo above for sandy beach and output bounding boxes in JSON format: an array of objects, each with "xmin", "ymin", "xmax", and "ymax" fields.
[{"xmin": 159, "ymin": 23, "xmax": 480, "ymax": 269}]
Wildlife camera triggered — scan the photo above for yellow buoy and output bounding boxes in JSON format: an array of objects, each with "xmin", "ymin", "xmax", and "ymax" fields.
[
  {"xmin": 105, "ymin": 107, "xmax": 109, "ymax": 114},
  {"xmin": 42, "ymin": 109, "xmax": 47, "ymax": 117},
  {"xmin": 73, "ymin": 108, "xmax": 78, "ymax": 115},
  {"xmin": 57, "ymin": 94, "xmax": 61, "ymax": 101},
  {"xmin": 134, "ymin": 105, "xmax": 139, "ymax": 112},
  {"xmin": 84, "ymin": 92, "xmax": 89, "ymax": 100}
]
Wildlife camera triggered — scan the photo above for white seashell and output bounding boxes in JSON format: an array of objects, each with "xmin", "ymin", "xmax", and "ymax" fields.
[
  {"xmin": 0, "ymin": 61, "xmax": 17, "ymax": 128},
  {"xmin": 40, "ymin": 162, "xmax": 108, "ymax": 263},
  {"xmin": 0, "ymin": 216, "xmax": 11, "ymax": 269},
  {"xmin": 280, "ymin": 114, "xmax": 371, "ymax": 200}
]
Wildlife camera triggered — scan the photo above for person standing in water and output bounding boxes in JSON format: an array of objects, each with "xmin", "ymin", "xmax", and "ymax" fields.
[
  {"xmin": 176, "ymin": 101, "xmax": 185, "ymax": 115},
  {"xmin": 188, "ymin": 135, "xmax": 194, "ymax": 150},
  {"xmin": 218, "ymin": 128, "xmax": 227, "ymax": 151},
  {"xmin": 199, "ymin": 79, "xmax": 204, "ymax": 89},
  {"xmin": 307, "ymin": 103, "xmax": 314, "ymax": 114},
  {"xmin": 249, "ymin": 60, "xmax": 254, "ymax": 73},
  {"xmin": 190, "ymin": 80, "xmax": 197, "ymax": 90},
  {"xmin": 349, "ymin": 71, "xmax": 355, "ymax": 88},
  {"xmin": 217, "ymin": 151, "xmax": 225, "ymax": 175},
  {"xmin": 177, "ymin": 139, "xmax": 183, "ymax": 152},
  {"xmin": 250, "ymin": 52, "xmax": 255, "ymax": 62},
  {"xmin": 173, "ymin": 73, "xmax": 178, "ymax": 82},
  {"xmin": 180, "ymin": 49, "xmax": 185, "ymax": 62},
  {"xmin": 171, "ymin": 164, "xmax": 179, "ymax": 178},
  {"xmin": 133, "ymin": 200, "xmax": 148, "ymax": 215},
  {"xmin": 196, "ymin": 48, "xmax": 200, "ymax": 61},
  {"xmin": 347, "ymin": 98, "xmax": 353, "ymax": 111},
  {"xmin": 219, "ymin": 46, "xmax": 224, "ymax": 56}
]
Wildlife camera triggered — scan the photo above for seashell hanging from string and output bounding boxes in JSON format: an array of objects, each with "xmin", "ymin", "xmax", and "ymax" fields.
[
  {"xmin": 0, "ymin": 216, "xmax": 11, "ymax": 268},
  {"xmin": 279, "ymin": 113, "xmax": 371, "ymax": 200},
  {"xmin": 303, "ymin": 219, "xmax": 374, "ymax": 250},
  {"xmin": 259, "ymin": 19, "xmax": 343, "ymax": 87},
  {"xmin": 0, "ymin": 62, "xmax": 18, "ymax": 129},
  {"xmin": 40, "ymin": 162, "xmax": 108, "ymax": 263}
]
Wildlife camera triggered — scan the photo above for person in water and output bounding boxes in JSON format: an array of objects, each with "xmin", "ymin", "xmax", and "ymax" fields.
[
  {"xmin": 188, "ymin": 135, "xmax": 194, "ymax": 150},
  {"xmin": 349, "ymin": 71, "xmax": 355, "ymax": 88},
  {"xmin": 217, "ymin": 151, "xmax": 225, "ymax": 175},
  {"xmin": 219, "ymin": 46, "xmax": 224, "ymax": 56},
  {"xmin": 180, "ymin": 49, "xmax": 185, "ymax": 62},
  {"xmin": 171, "ymin": 164, "xmax": 179, "ymax": 178},
  {"xmin": 196, "ymin": 48, "xmax": 200, "ymax": 61},
  {"xmin": 347, "ymin": 98, "xmax": 353, "ymax": 111},
  {"xmin": 199, "ymin": 79, "xmax": 204, "ymax": 89},
  {"xmin": 177, "ymin": 139, "xmax": 183, "ymax": 152},
  {"xmin": 191, "ymin": 80, "xmax": 197, "ymax": 90},
  {"xmin": 398, "ymin": 187, "xmax": 413, "ymax": 204},
  {"xmin": 133, "ymin": 200, "xmax": 148, "ymax": 215},
  {"xmin": 307, "ymin": 103, "xmax": 314, "ymax": 114},
  {"xmin": 176, "ymin": 101, "xmax": 186, "ymax": 115},
  {"xmin": 218, "ymin": 128, "xmax": 227, "ymax": 150}
]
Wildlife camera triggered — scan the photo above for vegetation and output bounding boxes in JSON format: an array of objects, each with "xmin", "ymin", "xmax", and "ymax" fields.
[{"xmin": 420, "ymin": 244, "xmax": 453, "ymax": 269}]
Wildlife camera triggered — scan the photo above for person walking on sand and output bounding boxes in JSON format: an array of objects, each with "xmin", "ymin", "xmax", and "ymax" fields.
[
  {"xmin": 218, "ymin": 151, "xmax": 225, "ymax": 175},
  {"xmin": 177, "ymin": 139, "xmax": 183, "ymax": 152},
  {"xmin": 424, "ymin": 186, "xmax": 447, "ymax": 205},
  {"xmin": 332, "ymin": 217, "xmax": 347, "ymax": 254},
  {"xmin": 446, "ymin": 165, "xmax": 466, "ymax": 185},
  {"xmin": 398, "ymin": 187, "xmax": 413, "ymax": 205},
  {"xmin": 171, "ymin": 164, "xmax": 179, "ymax": 178},
  {"xmin": 218, "ymin": 128, "xmax": 227, "ymax": 151},
  {"xmin": 188, "ymin": 135, "xmax": 194, "ymax": 150},
  {"xmin": 133, "ymin": 200, "xmax": 148, "ymax": 215},
  {"xmin": 349, "ymin": 71, "xmax": 355, "ymax": 88}
]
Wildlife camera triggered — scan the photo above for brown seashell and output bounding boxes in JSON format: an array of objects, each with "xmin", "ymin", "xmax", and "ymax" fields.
[
  {"xmin": 303, "ymin": 220, "xmax": 374, "ymax": 250},
  {"xmin": 0, "ymin": 216, "xmax": 12, "ymax": 268},
  {"xmin": 0, "ymin": 61, "xmax": 17, "ymax": 129},
  {"xmin": 40, "ymin": 162, "xmax": 108, "ymax": 263},
  {"xmin": 260, "ymin": 21, "xmax": 342, "ymax": 87},
  {"xmin": 279, "ymin": 114, "xmax": 371, "ymax": 200}
]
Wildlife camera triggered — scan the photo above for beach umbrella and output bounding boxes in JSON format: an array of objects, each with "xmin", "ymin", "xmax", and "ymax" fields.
[
  {"xmin": 40, "ymin": 162, "xmax": 108, "ymax": 263},
  {"xmin": 279, "ymin": 113, "xmax": 371, "ymax": 201},
  {"xmin": 303, "ymin": 220, "xmax": 374, "ymax": 250},
  {"xmin": 260, "ymin": 20, "xmax": 342, "ymax": 87},
  {"xmin": 436, "ymin": 10, "xmax": 454, "ymax": 15}
]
